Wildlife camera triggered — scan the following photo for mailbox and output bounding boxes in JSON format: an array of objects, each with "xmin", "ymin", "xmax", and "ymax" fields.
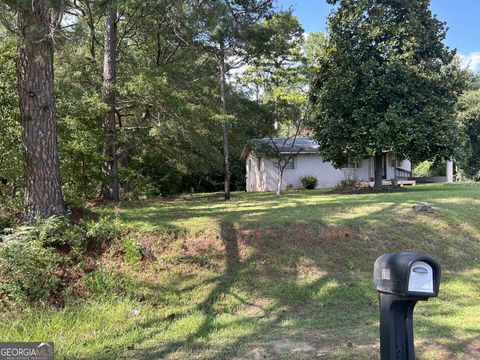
[{"xmin": 373, "ymin": 253, "xmax": 441, "ymax": 360}]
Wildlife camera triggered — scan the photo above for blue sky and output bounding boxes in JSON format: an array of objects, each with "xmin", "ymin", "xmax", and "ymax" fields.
[{"xmin": 277, "ymin": 0, "xmax": 480, "ymax": 72}]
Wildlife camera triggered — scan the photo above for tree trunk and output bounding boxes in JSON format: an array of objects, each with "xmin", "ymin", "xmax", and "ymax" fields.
[
  {"xmin": 276, "ymin": 167, "xmax": 283, "ymax": 196},
  {"xmin": 219, "ymin": 40, "xmax": 230, "ymax": 200},
  {"xmin": 374, "ymin": 154, "xmax": 383, "ymax": 190},
  {"xmin": 274, "ymin": 98, "xmax": 279, "ymax": 130},
  {"xmin": 100, "ymin": 2, "xmax": 120, "ymax": 201},
  {"xmin": 16, "ymin": 0, "xmax": 66, "ymax": 224}
]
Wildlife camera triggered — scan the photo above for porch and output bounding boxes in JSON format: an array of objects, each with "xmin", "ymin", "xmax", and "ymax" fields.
[
  {"xmin": 360, "ymin": 179, "xmax": 417, "ymax": 187},
  {"xmin": 360, "ymin": 166, "xmax": 416, "ymax": 187}
]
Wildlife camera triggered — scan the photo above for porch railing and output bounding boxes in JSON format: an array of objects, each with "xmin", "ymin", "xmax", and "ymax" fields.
[{"xmin": 394, "ymin": 167, "xmax": 412, "ymax": 180}]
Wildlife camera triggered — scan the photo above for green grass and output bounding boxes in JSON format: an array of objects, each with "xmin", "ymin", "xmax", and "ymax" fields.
[{"xmin": 2, "ymin": 183, "xmax": 480, "ymax": 359}]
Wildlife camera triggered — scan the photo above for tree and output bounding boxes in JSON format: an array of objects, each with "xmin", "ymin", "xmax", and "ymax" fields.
[
  {"xmin": 244, "ymin": 11, "xmax": 304, "ymax": 130},
  {"xmin": 311, "ymin": 0, "xmax": 465, "ymax": 189},
  {"xmin": 266, "ymin": 119, "xmax": 305, "ymax": 195},
  {"xmin": 100, "ymin": 0, "xmax": 120, "ymax": 201},
  {"xmin": 0, "ymin": 0, "xmax": 295, "ymax": 204},
  {"xmin": 456, "ymin": 89, "xmax": 480, "ymax": 180},
  {"xmin": 199, "ymin": 0, "xmax": 273, "ymax": 200},
  {"xmin": 239, "ymin": 13, "xmax": 313, "ymax": 195},
  {"xmin": 1, "ymin": 0, "xmax": 66, "ymax": 222}
]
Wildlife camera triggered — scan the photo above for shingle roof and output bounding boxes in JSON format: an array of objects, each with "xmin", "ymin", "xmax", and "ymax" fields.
[{"xmin": 257, "ymin": 137, "xmax": 319, "ymax": 154}]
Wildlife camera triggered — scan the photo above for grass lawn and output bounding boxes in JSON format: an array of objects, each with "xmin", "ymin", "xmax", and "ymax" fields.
[{"xmin": 2, "ymin": 183, "xmax": 480, "ymax": 359}]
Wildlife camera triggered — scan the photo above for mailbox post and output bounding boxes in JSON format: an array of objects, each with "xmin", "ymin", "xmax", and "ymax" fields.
[{"xmin": 373, "ymin": 253, "xmax": 441, "ymax": 360}]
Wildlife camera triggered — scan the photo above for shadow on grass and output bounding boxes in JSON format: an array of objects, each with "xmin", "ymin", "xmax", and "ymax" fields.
[
  {"xmin": 110, "ymin": 218, "xmax": 380, "ymax": 360},
  {"xmin": 115, "ymin": 184, "xmax": 480, "ymax": 241},
  {"xmin": 129, "ymin": 220, "xmax": 243, "ymax": 359},
  {"xmin": 85, "ymin": 184, "xmax": 480, "ymax": 359}
]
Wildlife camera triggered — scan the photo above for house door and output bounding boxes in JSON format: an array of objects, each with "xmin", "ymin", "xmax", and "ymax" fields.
[{"xmin": 382, "ymin": 154, "xmax": 387, "ymax": 179}]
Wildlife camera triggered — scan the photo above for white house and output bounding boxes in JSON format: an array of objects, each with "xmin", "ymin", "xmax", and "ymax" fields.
[{"xmin": 242, "ymin": 137, "xmax": 415, "ymax": 192}]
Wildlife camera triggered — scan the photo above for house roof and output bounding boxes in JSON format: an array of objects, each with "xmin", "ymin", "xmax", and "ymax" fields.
[{"xmin": 242, "ymin": 137, "xmax": 319, "ymax": 158}]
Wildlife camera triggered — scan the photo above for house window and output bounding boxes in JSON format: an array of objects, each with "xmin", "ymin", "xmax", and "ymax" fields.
[
  {"xmin": 347, "ymin": 158, "xmax": 361, "ymax": 169},
  {"xmin": 274, "ymin": 156, "xmax": 295, "ymax": 170},
  {"xmin": 391, "ymin": 159, "xmax": 402, "ymax": 168},
  {"xmin": 283, "ymin": 157, "xmax": 295, "ymax": 170}
]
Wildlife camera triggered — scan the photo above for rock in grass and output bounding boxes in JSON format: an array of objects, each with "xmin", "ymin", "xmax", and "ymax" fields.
[{"xmin": 412, "ymin": 203, "xmax": 435, "ymax": 213}]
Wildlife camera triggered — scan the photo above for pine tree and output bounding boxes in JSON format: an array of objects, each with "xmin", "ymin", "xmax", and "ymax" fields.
[{"xmin": 2, "ymin": 0, "xmax": 67, "ymax": 222}]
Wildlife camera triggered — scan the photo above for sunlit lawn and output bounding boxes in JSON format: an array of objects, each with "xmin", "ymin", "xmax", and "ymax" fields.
[{"xmin": 2, "ymin": 183, "xmax": 480, "ymax": 359}]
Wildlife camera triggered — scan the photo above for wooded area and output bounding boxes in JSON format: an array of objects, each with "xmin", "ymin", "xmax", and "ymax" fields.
[
  {"xmin": 0, "ymin": 0, "xmax": 479, "ymax": 223},
  {"xmin": 1, "ymin": 2, "xmax": 480, "ymax": 358}
]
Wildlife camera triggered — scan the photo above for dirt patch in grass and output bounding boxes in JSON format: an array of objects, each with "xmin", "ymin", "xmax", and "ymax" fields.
[
  {"xmin": 230, "ymin": 326, "xmax": 379, "ymax": 360},
  {"xmin": 415, "ymin": 338, "xmax": 480, "ymax": 360},
  {"xmin": 237, "ymin": 297, "xmax": 272, "ymax": 317},
  {"xmin": 328, "ymin": 185, "xmax": 406, "ymax": 195},
  {"xmin": 135, "ymin": 232, "xmax": 224, "ymax": 257},
  {"xmin": 465, "ymin": 341, "xmax": 480, "ymax": 358},
  {"xmin": 239, "ymin": 225, "xmax": 357, "ymax": 248}
]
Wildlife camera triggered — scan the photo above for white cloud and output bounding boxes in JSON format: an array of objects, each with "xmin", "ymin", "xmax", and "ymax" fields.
[{"xmin": 459, "ymin": 52, "xmax": 480, "ymax": 73}]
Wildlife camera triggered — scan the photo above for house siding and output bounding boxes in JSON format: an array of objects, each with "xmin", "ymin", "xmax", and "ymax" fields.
[
  {"xmin": 246, "ymin": 152, "xmax": 412, "ymax": 192},
  {"xmin": 246, "ymin": 155, "xmax": 266, "ymax": 191}
]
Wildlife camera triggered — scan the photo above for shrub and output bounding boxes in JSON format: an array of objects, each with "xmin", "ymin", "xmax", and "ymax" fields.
[
  {"xmin": 2, "ymin": 215, "xmax": 87, "ymax": 250},
  {"xmin": 300, "ymin": 175, "xmax": 318, "ymax": 189},
  {"xmin": 0, "ymin": 214, "xmax": 122, "ymax": 307},
  {"xmin": 337, "ymin": 178, "xmax": 359, "ymax": 188},
  {"xmin": 0, "ymin": 239, "xmax": 61, "ymax": 306},
  {"xmin": 0, "ymin": 196, "xmax": 22, "ymax": 230},
  {"xmin": 122, "ymin": 238, "xmax": 142, "ymax": 264},
  {"xmin": 86, "ymin": 216, "xmax": 121, "ymax": 243}
]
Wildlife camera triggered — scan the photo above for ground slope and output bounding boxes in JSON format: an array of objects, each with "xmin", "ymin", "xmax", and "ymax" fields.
[{"xmin": 3, "ymin": 183, "xmax": 480, "ymax": 359}]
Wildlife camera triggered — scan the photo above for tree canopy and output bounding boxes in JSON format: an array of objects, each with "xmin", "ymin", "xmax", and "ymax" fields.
[
  {"xmin": 0, "ymin": 0, "xmax": 477, "ymax": 222},
  {"xmin": 311, "ymin": 0, "xmax": 466, "ymax": 187}
]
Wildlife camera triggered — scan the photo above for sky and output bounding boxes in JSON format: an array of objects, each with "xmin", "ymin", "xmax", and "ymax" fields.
[{"xmin": 277, "ymin": 0, "xmax": 480, "ymax": 73}]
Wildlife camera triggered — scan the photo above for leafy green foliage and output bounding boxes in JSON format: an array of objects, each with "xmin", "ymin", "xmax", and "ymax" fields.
[
  {"xmin": 0, "ymin": 239, "xmax": 61, "ymax": 307},
  {"xmin": 240, "ymin": 12, "xmax": 308, "ymax": 133},
  {"xmin": 1, "ymin": 2, "xmax": 277, "ymax": 206},
  {"xmin": 455, "ymin": 89, "xmax": 480, "ymax": 179},
  {"xmin": 311, "ymin": 0, "xmax": 466, "ymax": 169},
  {"xmin": 0, "ymin": 196, "xmax": 22, "ymax": 230},
  {"xmin": 122, "ymin": 238, "xmax": 142, "ymax": 264},
  {"xmin": 300, "ymin": 175, "xmax": 318, "ymax": 189},
  {"xmin": 0, "ymin": 31, "xmax": 22, "ymax": 198},
  {"xmin": 413, "ymin": 161, "xmax": 446, "ymax": 177},
  {"xmin": 86, "ymin": 217, "xmax": 121, "ymax": 243},
  {"xmin": 0, "ymin": 214, "xmax": 124, "ymax": 307}
]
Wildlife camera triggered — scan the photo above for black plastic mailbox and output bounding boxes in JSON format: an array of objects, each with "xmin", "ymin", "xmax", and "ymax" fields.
[{"xmin": 373, "ymin": 253, "xmax": 441, "ymax": 360}]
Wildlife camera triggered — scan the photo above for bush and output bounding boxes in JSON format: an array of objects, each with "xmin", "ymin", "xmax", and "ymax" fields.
[
  {"xmin": 86, "ymin": 216, "xmax": 121, "ymax": 240},
  {"xmin": 122, "ymin": 238, "xmax": 142, "ymax": 265},
  {"xmin": 0, "ymin": 239, "xmax": 60, "ymax": 306},
  {"xmin": 0, "ymin": 196, "xmax": 22, "ymax": 230},
  {"xmin": 2, "ymin": 216, "xmax": 87, "ymax": 250},
  {"xmin": 300, "ymin": 175, "xmax": 318, "ymax": 189},
  {"xmin": 0, "ymin": 215, "xmax": 122, "ymax": 307},
  {"xmin": 336, "ymin": 178, "xmax": 360, "ymax": 189},
  {"xmin": 413, "ymin": 161, "xmax": 446, "ymax": 177},
  {"xmin": 86, "ymin": 216, "xmax": 121, "ymax": 245}
]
